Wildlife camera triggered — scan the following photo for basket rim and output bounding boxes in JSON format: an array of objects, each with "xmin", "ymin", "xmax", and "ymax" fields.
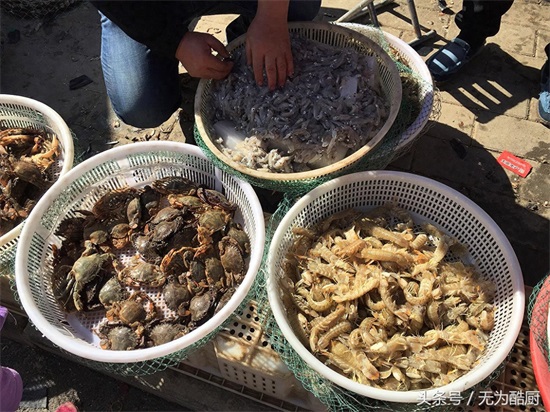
[
  {"xmin": 15, "ymin": 141, "xmax": 266, "ymax": 363},
  {"xmin": 266, "ymin": 170, "xmax": 525, "ymax": 403},
  {"xmin": 194, "ymin": 21, "xmax": 403, "ymax": 181},
  {"xmin": 0, "ymin": 94, "xmax": 75, "ymax": 247},
  {"xmin": 335, "ymin": 23, "xmax": 434, "ymax": 150}
]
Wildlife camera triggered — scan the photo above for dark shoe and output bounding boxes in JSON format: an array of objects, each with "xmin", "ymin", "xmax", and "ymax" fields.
[
  {"xmin": 538, "ymin": 46, "xmax": 550, "ymax": 123},
  {"xmin": 426, "ymin": 38, "xmax": 484, "ymax": 83}
]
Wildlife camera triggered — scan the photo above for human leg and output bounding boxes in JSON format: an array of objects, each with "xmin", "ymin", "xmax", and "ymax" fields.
[
  {"xmin": 99, "ymin": 12, "xmax": 181, "ymax": 128},
  {"xmin": 455, "ymin": 0, "xmax": 515, "ymax": 51},
  {"xmin": 426, "ymin": 0, "xmax": 514, "ymax": 82}
]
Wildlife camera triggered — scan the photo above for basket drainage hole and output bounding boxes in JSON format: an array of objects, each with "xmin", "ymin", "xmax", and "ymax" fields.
[
  {"xmin": 262, "ymin": 341, "xmax": 268, "ymax": 347},
  {"xmin": 238, "ymin": 332, "xmax": 244, "ymax": 337},
  {"xmin": 254, "ymin": 317, "xmax": 259, "ymax": 321},
  {"xmin": 511, "ymin": 370, "xmax": 516, "ymax": 375},
  {"xmin": 246, "ymin": 314, "xmax": 251, "ymax": 318},
  {"xmin": 250, "ymin": 327, "xmax": 255, "ymax": 333},
  {"xmin": 246, "ymin": 336, "xmax": 251, "ymax": 341},
  {"xmin": 241, "ymin": 325, "xmax": 247, "ymax": 329},
  {"xmin": 230, "ymin": 330, "xmax": 235, "ymax": 335},
  {"xmin": 233, "ymin": 322, "xmax": 239, "ymax": 327}
]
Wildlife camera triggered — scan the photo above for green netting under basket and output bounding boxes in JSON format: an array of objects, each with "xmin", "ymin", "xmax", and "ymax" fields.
[
  {"xmin": 528, "ymin": 273, "xmax": 550, "ymax": 366},
  {"xmin": 194, "ymin": 23, "xmax": 437, "ymax": 199}
]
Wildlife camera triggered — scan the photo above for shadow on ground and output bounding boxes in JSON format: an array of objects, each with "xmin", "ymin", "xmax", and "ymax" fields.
[{"xmin": 432, "ymin": 44, "xmax": 541, "ymax": 123}]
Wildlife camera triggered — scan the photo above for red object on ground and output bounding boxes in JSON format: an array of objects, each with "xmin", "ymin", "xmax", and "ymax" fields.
[
  {"xmin": 497, "ymin": 151, "xmax": 532, "ymax": 177},
  {"xmin": 55, "ymin": 402, "xmax": 78, "ymax": 412},
  {"xmin": 530, "ymin": 276, "xmax": 550, "ymax": 410}
]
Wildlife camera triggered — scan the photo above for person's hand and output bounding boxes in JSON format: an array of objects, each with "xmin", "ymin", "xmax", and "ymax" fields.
[
  {"xmin": 176, "ymin": 32, "xmax": 233, "ymax": 80},
  {"xmin": 245, "ymin": 2, "xmax": 292, "ymax": 90}
]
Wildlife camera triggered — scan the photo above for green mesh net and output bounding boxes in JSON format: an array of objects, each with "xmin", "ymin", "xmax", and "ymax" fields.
[
  {"xmin": 194, "ymin": 23, "xmax": 439, "ymax": 199},
  {"xmin": 528, "ymin": 273, "xmax": 550, "ymax": 366}
]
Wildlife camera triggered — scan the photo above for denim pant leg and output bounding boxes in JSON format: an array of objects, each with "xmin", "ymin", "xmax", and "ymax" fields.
[{"xmin": 99, "ymin": 12, "xmax": 181, "ymax": 128}]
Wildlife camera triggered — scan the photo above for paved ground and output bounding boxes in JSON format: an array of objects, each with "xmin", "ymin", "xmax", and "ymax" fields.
[{"xmin": 0, "ymin": 0, "xmax": 549, "ymax": 410}]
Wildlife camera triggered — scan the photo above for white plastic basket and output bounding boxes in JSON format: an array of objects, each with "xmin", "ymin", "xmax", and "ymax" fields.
[
  {"xmin": 0, "ymin": 94, "xmax": 74, "ymax": 274},
  {"xmin": 267, "ymin": 170, "xmax": 525, "ymax": 403},
  {"xmin": 195, "ymin": 21, "xmax": 402, "ymax": 184},
  {"xmin": 335, "ymin": 23, "xmax": 434, "ymax": 159},
  {"xmin": 15, "ymin": 141, "xmax": 265, "ymax": 364}
]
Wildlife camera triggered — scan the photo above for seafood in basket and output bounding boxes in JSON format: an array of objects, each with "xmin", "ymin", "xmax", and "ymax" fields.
[
  {"xmin": 282, "ymin": 203, "xmax": 496, "ymax": 391},
  {"xmin": 0, "ymin": 126, "xmax": 60, "ymax": 236},
  {"xmin": 209, "ymin": 34, "xmax": 390, "ymax": 173},
  {"xmin": 50, "ymin": 176, "xmax": 250, "ymax": 350}
]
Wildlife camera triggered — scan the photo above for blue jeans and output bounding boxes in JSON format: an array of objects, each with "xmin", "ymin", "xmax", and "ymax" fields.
[{"xmin": 99, "ymin": 1, "xmax": 321, "ymax": 128}]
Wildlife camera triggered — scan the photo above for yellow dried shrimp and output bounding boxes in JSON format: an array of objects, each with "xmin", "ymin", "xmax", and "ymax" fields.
[{"xmin": 282, "ymin": 204, "xmax": 496, "ymax": 391}]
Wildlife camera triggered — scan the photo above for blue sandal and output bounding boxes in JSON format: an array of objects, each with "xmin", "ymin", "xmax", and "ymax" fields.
[{"xmin": 426, "ymin": 38, "xmax": 483, "ymax": 83}]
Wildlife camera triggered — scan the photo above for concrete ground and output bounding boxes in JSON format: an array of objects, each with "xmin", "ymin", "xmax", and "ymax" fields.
[{"xmin": 0, "ymin": 0, "xmax": 549, "ymax": 410}]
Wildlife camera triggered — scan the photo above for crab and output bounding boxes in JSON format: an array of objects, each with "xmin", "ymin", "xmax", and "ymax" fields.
[
  {"xmin": 219, "ymin": 236, "xmax": 246, "ymax": 287},
  {"xmin": 97, "ymin": 320, "xmax": 145, "ymax": 351},
  {"xmin": 106, "ymin": 291, "xmax": 157, "ymax": 326},
  {"xmin": 60, "ymin": 251, "xmax": 115, "ymax": 312},
  {"xmin": 195, "ymin": 209, "xmax": 231, "ymax": 257},
  {"xmin": 162, "ymin": 276, "xmax": 192, "ymax": 316},
  {"xmin": 196, "ymin": 187, "xmax": 237, "ymax": 212},
  {"xmin": 131, "ymin": 233, "xmax": 162, "ymax": 265},
  {"xmin": 146, "ymin": 319, "xmax": 188, "ymax": 346},
  {"xmin": 110, "ymin": 222, "xmax": 132, "ymax": 249},
  {"xmin": 189, "ymin": 289, "xmax": 216, "ymax": 326},
  {"xmin": 92, "ymin": 187, "xmax": 139, "ymax": 222},
  {"xmin": 225, "ymin": 222, "xmax": 251, "ymax": 257},
  {"xmin": 214, "ymin": 287, "xmax": 236, "ymax": 315},
  {"xmin": 152, "ymin": 176, "xmax": 198, "ymax": 195},
  {"xmin": 98, "ymin": 275, "xmax": 129, "ymax": 308},
  {"xmin": 117, "ymin": 255, "xmax": 166, "ymax": 287}
]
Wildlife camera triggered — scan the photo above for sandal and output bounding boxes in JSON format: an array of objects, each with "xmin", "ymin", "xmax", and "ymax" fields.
[
  {"xmin": 538, "ymin": 44, "xmax": 550, "ymax": 123},
  {"xmin": 426, "ymin": 38, "xmax": 483, "ymax": 83}
]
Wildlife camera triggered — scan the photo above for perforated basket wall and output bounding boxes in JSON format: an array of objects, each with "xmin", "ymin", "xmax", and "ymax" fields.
[
  {"xmin": 14, "ymin": 142, "xmax": 265, "ymax": 376},
  {"xmin": 194, "ymin": 21, "xmax": 402, "ymax": 191},
  {"xmin": 265, "ymin": 171, "xmax": 524, "ymax": 405},
  {"xmin": 0, "ymin": 94, "xmax": 74, "ymax": 277}
]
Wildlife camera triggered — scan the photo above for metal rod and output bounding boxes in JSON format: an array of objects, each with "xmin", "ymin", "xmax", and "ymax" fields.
[{"xmin": 406, "ymin": 0, "xmax": 423, "ymax": 39}]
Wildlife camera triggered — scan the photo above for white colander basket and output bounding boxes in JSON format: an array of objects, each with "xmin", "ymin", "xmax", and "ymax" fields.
[
  {"xmin": 15, "ymin": 141, "xmax": 265, "ymax": 364},
  {"xmin": 195, "ymin": 21, "xmax": 403, "ymax": 183},
  {"xmin": 267, "ymin": 170, "xmax": 524, "ymax": 403},
  {"xmin": 0, "ymin": 94, "xmax": 74, "ymax": 275}
]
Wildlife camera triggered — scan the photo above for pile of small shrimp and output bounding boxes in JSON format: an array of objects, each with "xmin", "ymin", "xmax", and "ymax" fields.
[
  {"xmin": 209, "ymin": 34, "xmax": 389, "ymax": 173},
  {"xmin": 281, "ymin": 204, "xmax": 496, "ymax": 391}
]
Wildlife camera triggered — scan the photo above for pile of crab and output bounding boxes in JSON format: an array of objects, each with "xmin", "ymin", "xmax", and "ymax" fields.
[
  {"xmin": 0, "ymin": 126, "xmax": 60, "ymax": 236},
  {"xmin": 50, "ymin": 176, "xmax": 250, "ymax": 351}
]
